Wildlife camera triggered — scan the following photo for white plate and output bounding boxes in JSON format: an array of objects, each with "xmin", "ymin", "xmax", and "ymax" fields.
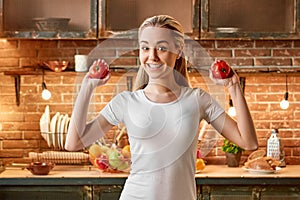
[
  {"xmin": 60, "ymin": 114, "xmax": 68, "ymax": 150},
  {"xmin": 56, "ymin": 114, "xmax": 64, "ymax": 150},
  {"xmin": 242, "ymin": 166, "xmax": 281, "ymax": 174},
  {"xmin": 64, "ymin": 117, "xmax": 70, "ymax": 146},
  {"xmin": 44, "ymin": 106, "xmax": 51, "ymax": 147},
  {"xmin": 39, "ymin": 113, "xmax": 47, "ymax": 139},
  {"xmin": 50, "ymin": 112, "xmax": 60, "ymax": 148}
]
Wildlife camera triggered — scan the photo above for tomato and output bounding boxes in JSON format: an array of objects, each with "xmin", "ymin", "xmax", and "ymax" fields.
[
  {"xmin": 89, "ymin": 61, "xmax": 110, "ymax": 79},
  {"xmin": 211, "ymin": 60, "xmax": 234, "ymax": 79}
]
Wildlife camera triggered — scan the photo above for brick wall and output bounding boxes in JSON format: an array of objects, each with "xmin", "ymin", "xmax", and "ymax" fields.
[{"xmin": 0, "ymin": 38, "xmax": 299, "ymax": 165}]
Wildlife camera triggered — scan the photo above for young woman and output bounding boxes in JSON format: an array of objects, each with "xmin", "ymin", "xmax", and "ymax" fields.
[{"xmin": 65, "ymin": 15, "xmax": 258, "ymax": 200}]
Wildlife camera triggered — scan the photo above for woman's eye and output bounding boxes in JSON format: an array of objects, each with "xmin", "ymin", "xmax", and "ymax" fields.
[
  {"xmin": 157, "ymin": 46, "xmax": 167, "ymax": 51},
  {"xmin": 140, "ymin": 46, "xmax": 149, "ymax": 51}
]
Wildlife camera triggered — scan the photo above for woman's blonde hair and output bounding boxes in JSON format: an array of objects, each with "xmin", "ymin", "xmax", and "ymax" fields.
[{"xmin": 133, "ymin": 15, "xmax": 190, "ymax": 90}]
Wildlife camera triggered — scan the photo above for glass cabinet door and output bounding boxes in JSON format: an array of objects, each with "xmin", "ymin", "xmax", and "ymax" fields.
[
  {"xmin": 98, "ymin": 0, "xmax": 200, "ymax": 39},
  {"xmin": 0, "ymin": 0, "xmax": 97, "ymax": 38},
  {"xmin": 200, "ymin": 0, "xmax": 299, "ymax": 39}
]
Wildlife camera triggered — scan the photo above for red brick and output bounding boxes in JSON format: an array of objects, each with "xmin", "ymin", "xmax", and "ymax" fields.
[
  {"xmin": 38, "ymin": 48, "xmax": 76, "ymax": 57},
  {"xmin": 0, "ymin": 132, "xmax": 22, "ymax": 140},
  {"xmin": 197, "ymin": 40, "xmax": 215, "ymax": 48},
  {"xmin": 216, "ymin": 40, "xmax": 254, "ymax": 48},
  {"xmin": 23, "ymin": 131, "xmax": 43, "ymax": 140},
  {"xmin": 235, "ymin": 49, "xmax": 271, "ymax": 57},
  {"xmin": 208, "ymin": 49, "xmax": 232, "ymax": 57},
  {"xmin": 3, "ymin": 140, "xmax": 39, "ymax": 149},
  {"xmin": 255, "ymin": 40, "xmax": 293, "ymax": 48},
  {"xmin": 273, "ymin": 49, "xmax": 300, "ymax": 57},
  {"xmin": 0, "ymin": 40, "xmax": 18, "ymax": 49},
  {"xmin": 0, "ymin": 58, "xmax": 19, "ymax": 67},
  {"xmin": 0, "ymin": 149, "xmax": 24, "ymax": 158},
  {"xmin": 255, "ymin": 58, "xmax": 292, "ymax": 66}
]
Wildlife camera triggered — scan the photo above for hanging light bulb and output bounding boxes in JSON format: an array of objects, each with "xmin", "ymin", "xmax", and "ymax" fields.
[
  {"xmin": 228, "ymin": 98, "xmax": 236, "ymax": 117},
  {"xmin": 280, "ymin": 75, "xmax": 289, "ymax": 110},
  {"xmin": 42, "ymin": 82, "xmax": 51, "ymax": 100},
  {"xmin": 41, "ymin": 70, "xmax": 51, "ymax": 100}
]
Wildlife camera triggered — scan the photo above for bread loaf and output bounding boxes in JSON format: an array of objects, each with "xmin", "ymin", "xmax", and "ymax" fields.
[{"xmin": 244, "ymin": 149, "xmax": 280, "ymax": 171}]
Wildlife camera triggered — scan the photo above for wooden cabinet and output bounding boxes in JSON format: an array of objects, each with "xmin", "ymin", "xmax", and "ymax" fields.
[
  {"xmin": 1, "ymin": 165, "xmax": 300, "ymax": 200},
  {"xmin": 1, "ymin": 0, "xmax": 299, "ymax": 39},
  {"xmin": 93, "ymin": 185, "xmax": 123, "ymax": 200},
  {"xmin": 199, "ymin": 185, "xmax": 300, "ymax": 200},
  {"xmin": 200, "ymin": 0, "xmax": 300, "ymax": 39},
  {"xmin": 0, "ymin": 0, "xmax": 97, "ymax": 38},
  {"xmin": 1, "ymin": 184, "xmax": 299, "ymax": 200},
  {"xmin": 0, "ymin": 185, "xmax": 92, "ymax": 200}
]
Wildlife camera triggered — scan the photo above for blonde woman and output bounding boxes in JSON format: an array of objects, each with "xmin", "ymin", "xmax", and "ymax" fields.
[{"xmin": 65, "ymin": 15, "xmax": 258, "ymax": 200}]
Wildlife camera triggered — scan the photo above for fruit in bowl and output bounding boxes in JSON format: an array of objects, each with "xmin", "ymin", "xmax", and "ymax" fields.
[{"xmin": 89, "ymin": 143, "xmax": 131, "ymax": 173}]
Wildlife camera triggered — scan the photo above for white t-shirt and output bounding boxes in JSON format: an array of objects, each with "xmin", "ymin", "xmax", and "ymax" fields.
[{"xmin": 101, "ymin": 86, "xmax": 224, "ymax": 200}]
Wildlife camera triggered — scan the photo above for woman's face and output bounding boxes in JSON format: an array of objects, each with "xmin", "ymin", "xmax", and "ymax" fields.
[{"xmin": 139, "ymin": 27, "xmax": 180, "ymax": 79}]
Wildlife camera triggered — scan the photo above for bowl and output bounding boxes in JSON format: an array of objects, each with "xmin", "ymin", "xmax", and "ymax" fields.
[
  {"xmin": 93, "ymin": 156, "xmax": 131, "ymax": 173},
  {"xmin": 32, "ymin": 18, "xmax": 70, "ymax": 31},
  {"xmin": 26, "ymin": 161, "xmax": 55, "ymax": 175},
  {"xmin": 43, "ymin": 61, "xmax": 69, "ymax": 72}
]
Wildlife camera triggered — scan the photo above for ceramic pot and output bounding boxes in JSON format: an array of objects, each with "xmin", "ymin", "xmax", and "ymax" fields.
[
  {"xmin": 26, "ymin": 161, "xmax": 55, "ymax": 175},
  {"xmin": 225, "ymin": 151, "xmax": 242, "ymax": 167}
]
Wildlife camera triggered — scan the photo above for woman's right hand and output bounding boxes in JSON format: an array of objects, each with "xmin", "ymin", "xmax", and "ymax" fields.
[{"xmin": 83, "ymin": 59, "xmax": 111, "ymax": 88}]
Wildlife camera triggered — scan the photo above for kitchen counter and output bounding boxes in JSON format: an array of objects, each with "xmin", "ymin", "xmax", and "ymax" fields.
[
  {"xmin": 1, "ymin": 165, "xmax": 299, "ymax": 200},
  {"xmin": 0, "ymin": 165, "xmax": 299, "ymax": 185}
]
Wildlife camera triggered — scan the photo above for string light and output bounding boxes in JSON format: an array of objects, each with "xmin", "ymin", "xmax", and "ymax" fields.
[
  {"xmin": 280, "ymin": 75, "xmax": 289, "ymax": 110},
  {"xmin": 41, "ymin": 70, "xmax": 51, "ymax": 100}
]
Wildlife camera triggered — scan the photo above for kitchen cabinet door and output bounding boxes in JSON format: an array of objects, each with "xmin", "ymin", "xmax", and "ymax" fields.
[
  {"xmin": 98, "ymin": 0, "xmax": 200, "ymax": 39},
  {"xmin": 200, "ymin": 0, "xmax": 300, "ymax": 39},
  {"xmin": 0, "ymin": 185, "xmax": 92, "ymax": 200},
  {"xmin": 93, "ymin": 185, "xmax": 123, "ymax": 200},
  {"xmin": 0, "ymin": 0, "xmax": 97, "ymax": 38},
  {"xmin": 202, "ymin": 185, "xmax": 254, "ymax": 200}
]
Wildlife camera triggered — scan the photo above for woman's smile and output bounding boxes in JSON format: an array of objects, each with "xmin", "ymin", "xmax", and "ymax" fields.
[{"xmin": 146, "ymin": 63, "xmax": 164, "ymax": 69}]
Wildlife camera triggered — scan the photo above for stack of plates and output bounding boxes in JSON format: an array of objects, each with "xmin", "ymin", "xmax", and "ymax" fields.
[{"xmin": 39, "ymin": 106, "xmax": 71, "ymax": 150}]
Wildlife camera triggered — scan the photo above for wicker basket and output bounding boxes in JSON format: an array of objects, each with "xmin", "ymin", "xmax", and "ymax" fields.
[{"xmin": 33, "ymin": 18, "xmax": 70, "ymax": 31}]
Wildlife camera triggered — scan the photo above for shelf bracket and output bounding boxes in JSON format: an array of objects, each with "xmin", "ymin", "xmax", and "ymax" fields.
[{"xmin": 14, "ymin": 75, "xmax": 21, "ymax": 106}]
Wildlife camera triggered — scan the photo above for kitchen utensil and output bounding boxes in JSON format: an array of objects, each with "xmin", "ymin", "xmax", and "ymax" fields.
[
  {"xmin": 32, "ymin": 18, "xmax": 70, "ymax": 31},
  {"xmin": 43, "ymin": 61, "xmax": 69, "ymax": 72},
  {"xmin": 26, "ymin": 161, "xmax": 55, "ymax": 175},
  {"xmin": 29, "ymin": 151, "xmax": 89, "ymax": 165},
  {"xmin": 267, "ymin": 129, "xmax": 281, "ymax": 160}
]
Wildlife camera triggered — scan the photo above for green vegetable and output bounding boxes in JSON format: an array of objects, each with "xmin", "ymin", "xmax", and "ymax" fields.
[{"xmin": 221, "ymin": 139, "xmax": 244, "ymax": 154}]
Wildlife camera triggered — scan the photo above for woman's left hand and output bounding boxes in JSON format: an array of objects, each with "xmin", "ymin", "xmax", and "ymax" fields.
[{"xmin": 209, "ymin": 69, "xmax": 239, "ymax": 88}]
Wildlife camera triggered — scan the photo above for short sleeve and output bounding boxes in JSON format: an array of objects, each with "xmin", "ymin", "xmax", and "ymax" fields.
[
  {"xmin": 100, "ymin": 91, "xmax": 129, "ymax": 126},
  {"xmin": 197, "ymin": 89, "xmax": 225, "ymax": 123}
]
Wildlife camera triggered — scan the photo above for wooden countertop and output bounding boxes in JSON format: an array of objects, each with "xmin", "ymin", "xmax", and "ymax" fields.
[{"xmin": 1, "ymin": 165, "xmax": 299, "ymax": 186}]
